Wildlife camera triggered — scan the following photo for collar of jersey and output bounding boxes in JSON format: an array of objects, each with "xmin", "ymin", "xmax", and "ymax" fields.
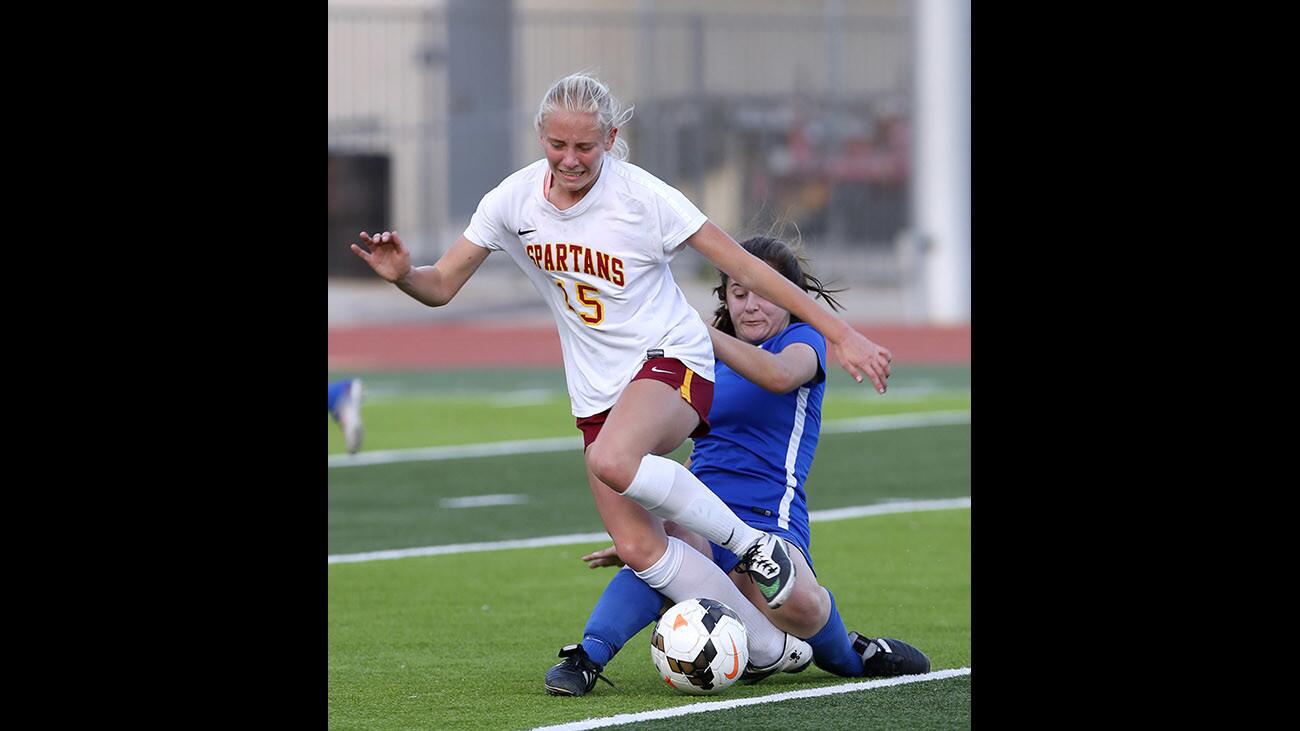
[{"xmin": 537, "ymin": 157, "xmax": 611, "ymax": 219}]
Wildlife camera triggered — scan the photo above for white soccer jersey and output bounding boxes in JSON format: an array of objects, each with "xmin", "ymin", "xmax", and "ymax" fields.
[{"xmin": 463, "ymin": 157, "xmax": 714, "ymax": 417}]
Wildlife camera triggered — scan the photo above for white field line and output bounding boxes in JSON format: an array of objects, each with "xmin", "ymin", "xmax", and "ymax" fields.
[
  {"xmin": 528, "ymin": 667, "xmax": 972, "ymax": 731},
  {"xmin": 327, "ymin": 498, "xmax": 970, "ymax": 564},
  {"xmin": 820, "ymin": 409, "xmax": 971, "ymax": 434},
  {"xmin": 328, "ymin": 410, "xmax": 970, "ymax": 468},
  {"xmin": 328, "ymin": 532, "xmax": 612, "ymax": 564},
  {"xmin": 440, "ymin": 494, "xmax": 530, "ymax": 508},
  {"xmin": 329, "ymin": 435, "xmax": 582, "ymax": 468},
  {"xmin": 808, "ymin": 497, "xmax": 970, "ymax": 521}
]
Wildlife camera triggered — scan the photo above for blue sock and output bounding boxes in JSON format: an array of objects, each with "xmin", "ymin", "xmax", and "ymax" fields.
[
  {"xmin": 580, "ymin": 567, "xmax": 665, "ymax": 668},
  {"xmin": 808, "ymin": 589, "xmax": 866, "ymax": 677},
  {"xmin": 327, "ymin": 380, "xmax": 351, "ymax": 418}
]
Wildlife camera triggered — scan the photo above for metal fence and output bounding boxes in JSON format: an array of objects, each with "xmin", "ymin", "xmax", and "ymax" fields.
[{"xmin": 328, "ymin": 2, "xmax": 913, "ymax": 277}]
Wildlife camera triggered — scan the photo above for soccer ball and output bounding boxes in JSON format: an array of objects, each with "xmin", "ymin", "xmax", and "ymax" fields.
[{"xmin": 649, "ymin": 597, "xmax": 749, "ymax": 695}]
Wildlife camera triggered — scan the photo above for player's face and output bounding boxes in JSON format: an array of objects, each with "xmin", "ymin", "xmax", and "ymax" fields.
[
  {"xmin": 540, "ymin": 110, "xmax": 616, "ymax": 199},
  {"xmin": 727, "ymin": 280, "xmax": 791, "ymax": 344}
]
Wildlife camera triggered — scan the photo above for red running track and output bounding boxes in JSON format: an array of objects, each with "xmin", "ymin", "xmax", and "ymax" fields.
[{"xmin": 328, "ymin": 322, "xmax": 969, "ymax": 370}]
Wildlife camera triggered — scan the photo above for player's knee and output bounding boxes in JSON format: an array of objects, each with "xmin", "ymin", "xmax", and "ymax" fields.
[
  {"xmin": 613, "ymin": 535, "xmax": 663, "ymax": 572},
  {"xmin": 779, "ymin": 583, "xmax": 830, "ymax": 635},
  {"xmin": 586, "ymin": 440, "xmax": 636, "ymax": 492}
]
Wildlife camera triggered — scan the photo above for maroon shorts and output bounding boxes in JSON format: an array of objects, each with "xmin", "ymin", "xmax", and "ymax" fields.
[{"xmin": 576, "ymin": 358, "xmax": 714, "ymax": 449}]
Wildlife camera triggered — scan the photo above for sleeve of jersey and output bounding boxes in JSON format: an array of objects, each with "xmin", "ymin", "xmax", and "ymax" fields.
[
  {"xmin": 462, "ymin": 184, "xmax": 507, "ymax": 252},
  {"xmin": 653, "ymin": 183, "xmax": 708, "ymax": 257},
  {"xmin": 779, "ymin": 323, "xmax": 828, "ymax": 386}
]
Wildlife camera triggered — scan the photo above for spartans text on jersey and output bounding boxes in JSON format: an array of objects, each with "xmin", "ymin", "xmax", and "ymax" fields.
[{"xmin": 525, "ymin": 243, "xmax": 625, "ymax": 287}]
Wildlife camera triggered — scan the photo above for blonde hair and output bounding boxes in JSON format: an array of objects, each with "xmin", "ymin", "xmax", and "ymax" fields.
[{"xmin": 534, "ymin": 72, "xmax": 634, "ymax": 161}]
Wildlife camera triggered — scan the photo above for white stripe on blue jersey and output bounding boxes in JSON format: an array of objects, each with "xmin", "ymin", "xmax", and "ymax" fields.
[{"xmin": 778, "ymin": 386, "xmax": 811, "ymax": 529}]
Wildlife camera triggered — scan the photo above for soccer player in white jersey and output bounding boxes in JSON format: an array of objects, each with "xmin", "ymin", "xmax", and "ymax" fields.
[
  {"xmin": 548, "ymin": 238, "xmax": 930, "ymax": 695},
  {"xmin": 350, "ymin": 72, "xmax": 895, "ymax": 687}
]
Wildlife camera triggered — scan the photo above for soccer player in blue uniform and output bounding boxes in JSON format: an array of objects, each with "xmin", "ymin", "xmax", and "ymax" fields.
[
  {"xmin": 328, "ymin": 378, "xmax": 364, "ymax": 454},
  {"xmin": 545, "ymin": 237, "xmax": 930, "ymax": 695}
]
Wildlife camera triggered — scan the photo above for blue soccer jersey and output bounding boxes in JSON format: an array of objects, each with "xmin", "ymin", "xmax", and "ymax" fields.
[{"xmin": 689, "ymin": 322, "xmax": 827, "ymax": 556}]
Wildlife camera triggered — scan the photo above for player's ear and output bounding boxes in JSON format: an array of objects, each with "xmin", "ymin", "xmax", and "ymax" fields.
[{"xmin": 605, "ymin": 127, "xmax": 617, "ymax": 151}]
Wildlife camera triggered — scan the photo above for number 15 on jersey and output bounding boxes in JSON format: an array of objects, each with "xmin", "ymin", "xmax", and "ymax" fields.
[{"xmin": 555, "ymin": 279, "xmax": 604, "ymax": 326}]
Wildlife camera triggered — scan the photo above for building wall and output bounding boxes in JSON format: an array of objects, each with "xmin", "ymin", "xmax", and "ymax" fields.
[{"xmin": 329, "ymin": 1, "xmax": 912, "ymax": 264}]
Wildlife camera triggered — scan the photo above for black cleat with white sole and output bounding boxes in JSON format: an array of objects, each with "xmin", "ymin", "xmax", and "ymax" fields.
[
  {"xmin": 544, "ymin": 644, "xmax": 615, "ymax": 696},
  {"xmin": 848, "ymin": 632, "xmax": 931, "ymax": 677}
]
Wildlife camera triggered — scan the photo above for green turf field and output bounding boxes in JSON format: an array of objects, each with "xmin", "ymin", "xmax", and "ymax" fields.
[
  {"xmin": 327, "ymin": 365, "xmax": 969, "ymax": 454},
  {"xmin": 328, "ymin": 365, "xmax": 971, "ymax": 729}
]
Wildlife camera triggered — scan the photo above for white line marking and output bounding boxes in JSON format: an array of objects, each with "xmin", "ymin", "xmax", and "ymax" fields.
[
  {"xmin": 363, "ymin": 388, "xmax": 561, "ymax": 403},
  {"xmin": 328, "ymin": 498, "xmax": 969, "ymax": 564},
  {"xmin": 329, "ymin": 436, "xmax": 582, "ymax": 468},
  {"xmin": 820, "ymin": 409, "xmax": 971, "ymax": 434},
  {"xmin": 328, "ymin": 532, "xmax": 613, "ymax": 565},
  {"xmin": 488, "ymin": 389, "xmax": 557, "ymax": 407},
  {"xmin": 528, "ymin": 667, "xmax": 972, "ymax": 730},
  {"xmin": 808, "ymin": 497, "xmax": 970, "ymax": 521},
  {"xmin": 328, "ymin": 410, "xmax": 970, "ymax": 468},
  {"xmin": 439, "ymin": 494, "xmax": 530, "ymax": 508}
]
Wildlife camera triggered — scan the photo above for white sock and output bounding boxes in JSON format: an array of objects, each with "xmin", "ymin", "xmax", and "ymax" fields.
[
  {"xmin": 622, "ymin": 455, "xmax": 765, "ymax": 555},
  {"xmin": 635, "ymin": 537, "xmax": 785, "ymax": 667}
]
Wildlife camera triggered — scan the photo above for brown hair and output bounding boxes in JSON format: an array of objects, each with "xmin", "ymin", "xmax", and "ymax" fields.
[{"xmin": 712, "ymin": 236, "xmax": 844, "ymax": 337}]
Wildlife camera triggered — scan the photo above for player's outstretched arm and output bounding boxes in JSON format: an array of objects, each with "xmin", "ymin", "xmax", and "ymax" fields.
[
  {"xmin": 352, "ymin": 231, "xmax": 490, "ymax": 308},
  {"xmin": 686, "ymin": 222, "xmax": 893, "ymax": 392},
  {"xmin": 707, "ymin": 325, "xmax": 819, "ymax": 395}
]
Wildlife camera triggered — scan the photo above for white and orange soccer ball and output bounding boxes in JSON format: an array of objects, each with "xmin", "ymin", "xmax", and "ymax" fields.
[{"xmin": 649, "ymin": 597, "xmax": 749, "ymax": 695}]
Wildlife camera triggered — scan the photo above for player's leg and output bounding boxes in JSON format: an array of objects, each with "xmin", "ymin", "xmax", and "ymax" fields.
[
  {"xmin": 546, "ymin": 514, "xmax": 792, "ymax": 696},
  {"xmin": 544, "ymin": 566, "xmax": 663, "ymax": 697},
  {"xmin": 327, "ymin": 378, "xmax": 364, "ymax": 454},
  {"xmin": 725, "ymin": 539, "xmax": 829, "ymax": 637},
  {"xmin": 717, "ymin": 537, "xmax": 929, "ymax": 678},
  {"xmin": 580, "ymin": 567, "xmax": 667, "ymax": 669},
  {"xmin": 667, "ymin": 525, "xmax": 854, "ymax": 680},
  {"xmin": 649, "ymin": 522, "xmax": 812, "ymax": 682},
  {"xmin": 662, "ymin": 520, "xmax": 711, "ymax": 557},
  {"xmin": 767, "ymin": 545, "xmax": 929, "ymax": 678},
  {"xmin": 753, "ymin": 545, "xmax": 870, "ymax": 678},
  {"xmin": 586, "ymin": 367, "xmax": 796, "ymax": 608},
  {"xmin": 584, "ymin": 465, "xmax": 800, "ymax": 671},
  {"xmin": 327, "ymin": 380, "xmax": 348, "ymax": 413}
]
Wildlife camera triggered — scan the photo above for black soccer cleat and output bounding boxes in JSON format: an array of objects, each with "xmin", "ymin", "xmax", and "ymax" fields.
[
  {"xmin": 737, "ymin": 533, "xmax": 796, "ymax": 609},
  {"xmin": 848, "ymin": 632, "xmax": 931, "ymax": 677},
  {"xmin": 544, "ymin": 644, "xmax": 616, "ymax": 696}
]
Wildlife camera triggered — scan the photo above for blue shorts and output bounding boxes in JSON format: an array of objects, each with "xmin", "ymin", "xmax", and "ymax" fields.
[{"xmin": 709, "ymin": 528, "xmax": 816, "ymax": 578}]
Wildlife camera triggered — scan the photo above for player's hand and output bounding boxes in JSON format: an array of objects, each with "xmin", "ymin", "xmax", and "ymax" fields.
[
  {"xmin": 831, "ymin": 326, "xmax": 893, "ymax": 394},
  {"xmin": 581, "ymin": 544, "xmax": 624, "ymax": 569},
  {"xmin": 351, "ymin": 230, "xmax": 412, "ymax": 284}
]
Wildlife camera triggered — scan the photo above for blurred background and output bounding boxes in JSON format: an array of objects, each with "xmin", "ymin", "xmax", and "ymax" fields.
[{"xmin": 328, "ymin": 0, "xmax": 969, "ymax": 343}]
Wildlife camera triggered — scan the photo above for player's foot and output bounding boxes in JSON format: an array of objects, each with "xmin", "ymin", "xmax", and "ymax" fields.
[
  {"xmin": 740, "ymin": 633, "xmax": 813, "ymax": 684},
  {"xmin": 335, "ymin": 378, "xmax": 364, "ymax": 454},
  {"xmin": 544, "ymin": 644, "xmax": 615, "ymax": 696},
  {"xmin": 737, "ymin": 533, "xmax": 796, "ymax": 609},
  {"xmin": 848, "ymin": 632, "xmax": 931, "ymax": 677}
]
